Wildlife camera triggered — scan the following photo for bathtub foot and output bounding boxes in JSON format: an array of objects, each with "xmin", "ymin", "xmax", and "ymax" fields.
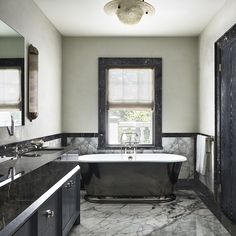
[{"xmin": 84, "ymin": 194, "xmax": 176, "ymax": 204}]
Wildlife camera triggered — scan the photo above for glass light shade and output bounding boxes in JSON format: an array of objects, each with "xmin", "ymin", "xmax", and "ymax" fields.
[
  {"xmin": 104, "ymin": 0, "xmax": 155, "ymax": 25},
  {"xmin": 116, "ymin": 5, "xmax": 143, "ymax": 25}
]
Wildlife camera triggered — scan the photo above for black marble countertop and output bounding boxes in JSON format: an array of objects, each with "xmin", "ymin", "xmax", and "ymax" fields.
[
  {"xmin": 0, "ymin": 146, "xmax": 80, "ymax": 235},
  {"xmin": 0, "ymin": 146, "xmax": 77, "ymax": 182}
]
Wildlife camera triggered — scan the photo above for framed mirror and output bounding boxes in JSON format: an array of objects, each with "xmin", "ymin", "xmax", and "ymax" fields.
[{"xmin": 0, "ymin": 20, "xmax": 25, "ymax": 127}]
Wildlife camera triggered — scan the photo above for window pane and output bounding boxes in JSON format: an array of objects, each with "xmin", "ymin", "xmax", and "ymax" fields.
[
  {"xmin": 108, "ymin": 68, "xmax": 153, "ymax": 105},
  {"xmin": 0, "ymin": 68, "xmax": 21, "ymax": 104},
  {"xmin": 108, "ymin": 110, "xmax": 153, "ymax": 145}
]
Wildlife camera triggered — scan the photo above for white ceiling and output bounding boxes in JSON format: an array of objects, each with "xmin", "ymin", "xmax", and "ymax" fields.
[{"xmin": 34, "ymin": 0, "xmax": 227, "ymax": 36}]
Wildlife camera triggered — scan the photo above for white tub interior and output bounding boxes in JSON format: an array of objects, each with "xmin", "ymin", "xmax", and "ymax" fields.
[{"xmin": 78, "ymin": 153, "xmax": 187, "ymax": 163}]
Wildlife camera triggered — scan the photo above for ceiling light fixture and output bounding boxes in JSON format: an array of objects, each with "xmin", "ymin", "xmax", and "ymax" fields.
[{"xmin": 104, "ymin": 0, "xmax": 155, "ymax": 25}]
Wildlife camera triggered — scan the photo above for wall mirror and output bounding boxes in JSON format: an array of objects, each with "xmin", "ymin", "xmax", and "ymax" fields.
[{"xmin": 0, "ymin": 20, "xmax": 25, "ymax": 128}]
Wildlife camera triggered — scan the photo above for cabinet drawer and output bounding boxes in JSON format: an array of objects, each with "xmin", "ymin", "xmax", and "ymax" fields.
[{"xmin": 38, "ymin": 192, "xmax": 59, "ymax": 236}]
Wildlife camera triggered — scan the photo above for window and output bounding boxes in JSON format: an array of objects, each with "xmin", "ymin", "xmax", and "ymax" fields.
[
  {"xmin": 0, "ymin": 58, "xmax": 24, "ymax": 127},
  {"xmin": 98, "ymin": 58, "xmax": 162, "ymax": 148}
]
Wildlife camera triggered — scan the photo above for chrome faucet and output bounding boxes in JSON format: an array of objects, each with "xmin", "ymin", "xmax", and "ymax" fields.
[
  {"xmin": 7, "ymin": 115, "xmax": 14, "ymax": 136},
  {"xmin": 120, "ymin": 132, "xmax": 139, "ymax": 155},
  {"xmin": 8, "ymin": 167, "xmax": 16, "ymax": 181}
]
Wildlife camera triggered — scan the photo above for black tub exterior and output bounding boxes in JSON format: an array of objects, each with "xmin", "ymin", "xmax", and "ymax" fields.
[{"xmin": 79, "ymin": 162, "xmax": 182, "ymax": 197}]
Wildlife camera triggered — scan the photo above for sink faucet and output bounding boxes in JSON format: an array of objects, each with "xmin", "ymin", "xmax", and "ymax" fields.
[
  {"xmin": 120, "ymin": 132, "xmax": 139, "ymax": 155},
  {"xmin": 8, "ymin": 167, "xmax": 16, "ymax": 181}
]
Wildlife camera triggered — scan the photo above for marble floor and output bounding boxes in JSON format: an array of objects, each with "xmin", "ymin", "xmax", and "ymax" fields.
[{"xmin": 69, "ymin": 190, "xmax": 230, "ymax": 236}]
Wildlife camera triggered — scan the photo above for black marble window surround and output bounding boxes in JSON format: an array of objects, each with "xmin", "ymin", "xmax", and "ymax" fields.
[{"xmin": 98, "ymin": 58, "xmax": 162, "ymax": 149}]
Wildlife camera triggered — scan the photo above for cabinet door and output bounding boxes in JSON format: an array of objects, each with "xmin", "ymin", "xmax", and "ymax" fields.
[
  {"xmin": 69, "ymin": 174, "xmax": 78, "ymax": 218},
  {"xmin": 62, "ymin": 173, "xmax": 80, "ymax": 230},
  {"xmin": 38, "ymin": 192, "xmax": 59, "ymax": 236},
  {"xmin": 62, "ymin": 179, "xmax": 71, "ymax": 229},
  {"xmin": 13, "ymin": 214, "xmax": 36, "ymax": 236},
  {"xmin": 220, "ymin": 31, "xmax": 236, "ymax": 222}
]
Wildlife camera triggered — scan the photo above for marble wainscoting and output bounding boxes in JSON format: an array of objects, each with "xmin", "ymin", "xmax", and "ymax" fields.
[
  {"xmin": 161, "ymin": 137, "xmax": 194, "ymax": 179},
  {"xmin": 44, "ymin": 138, "xmax": 62, "ymax": 147},
  {"xmin": 69, "ymin": 190, "xmax": 229, "ymax": 236},
  {"xmin": 67, "ymin": 136, "xmax": 195, "ymax": 179}
]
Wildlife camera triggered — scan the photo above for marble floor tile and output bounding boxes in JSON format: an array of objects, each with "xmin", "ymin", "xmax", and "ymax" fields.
[{"xmin": 69, "ymin": 190, "xmax": 230, "ymax": 236}]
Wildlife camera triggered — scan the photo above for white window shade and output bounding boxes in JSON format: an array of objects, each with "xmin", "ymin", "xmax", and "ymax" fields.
[
  {"xmin": 0, "ymin": 68, "xmax": 21, "ymax": 108},
  {"xmin": 108, "ymin": 68, "xmax": 154, "ymax": 109}
]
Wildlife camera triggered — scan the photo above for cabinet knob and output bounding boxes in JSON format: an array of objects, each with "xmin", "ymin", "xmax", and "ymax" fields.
[
  {"xmin": 65, "ymin": 182, "xmax": 71, "ymax": 189},
  {"xmin": 45, "ymin": 209, "xmax": 54, "ymax": 218},
  {"xmin": 69, "ymin": 180, "xmax": 74, "ymax": 186},
  {"xmin": 65, "ymin": 180, "xmax": 74, "ymax": 190}
]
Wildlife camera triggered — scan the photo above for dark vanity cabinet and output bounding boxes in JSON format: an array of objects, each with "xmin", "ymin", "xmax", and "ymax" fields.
[{"xmin": 11, "ymin": 170, "xmax": 80, "ymax": 236}]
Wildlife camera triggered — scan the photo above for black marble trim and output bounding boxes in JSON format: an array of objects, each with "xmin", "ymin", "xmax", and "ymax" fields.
[
  {"xmin": 194, "ymin": 179, "xmax": 236, "ymax": 235},
  {"xmin": 98, "ymin": 57, "xmax": 162, "ymax": 149},
  {"xmin": 63, "ymin": 133, "xmax": 99, "ymax": 137},
  {"xmin": 214, "ymin": 24, "xmax": 236, "ymax": 205},
  {"xmin": 162, "ymin": 132, "xmax": 196, "ymax": 137}
]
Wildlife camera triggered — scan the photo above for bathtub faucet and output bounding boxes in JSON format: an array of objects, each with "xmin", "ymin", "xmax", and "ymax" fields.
[{"xmin": 120, "ymin": 132, "xmax": 139, "ymax": 155}]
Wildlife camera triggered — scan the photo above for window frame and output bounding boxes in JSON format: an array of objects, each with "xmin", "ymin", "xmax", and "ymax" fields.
[{"xmin": 98, "ymin": 57, "xmax": 162, "ymax": 149}]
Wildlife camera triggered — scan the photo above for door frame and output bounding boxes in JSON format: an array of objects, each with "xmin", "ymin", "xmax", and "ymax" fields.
[{"xmin": 215, "ymin": 24, "xmax": 236, "ymax": 203}]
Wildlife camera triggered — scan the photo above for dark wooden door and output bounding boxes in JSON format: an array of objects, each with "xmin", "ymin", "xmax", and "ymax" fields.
[{"xmin": 216, "ymin": 24, "xmax": 236, "ymax": 222}]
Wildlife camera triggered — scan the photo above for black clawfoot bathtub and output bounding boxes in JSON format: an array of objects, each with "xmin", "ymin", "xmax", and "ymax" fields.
[{"xmin": 78, "ymin": 153, "xmax": 187, "ymax": 203}]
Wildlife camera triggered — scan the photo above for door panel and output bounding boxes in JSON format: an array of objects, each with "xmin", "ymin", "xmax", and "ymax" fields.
[
  {"xmin": 220, "ymin": 35, "xmax": 236, "ymax": 221},
  {"xmin": 230, "ymin": 41, "xmax": 236, "ymax": 220}
]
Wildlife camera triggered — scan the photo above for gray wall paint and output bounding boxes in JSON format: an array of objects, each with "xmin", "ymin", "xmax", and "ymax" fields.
[
  {"xmin": 0, "ymin": 0, "xmax": 62, "ymax": 145},
  {"xmin": 62, "ymin": 37, "xmax": 198, "ymax": 133},
  {"xmin": 199, "ymin": 0, "xmax": 236, "ymax": 136},
  {"xmin": 198, "ymin": 0, "xmax": 236, "ymax": 192}
]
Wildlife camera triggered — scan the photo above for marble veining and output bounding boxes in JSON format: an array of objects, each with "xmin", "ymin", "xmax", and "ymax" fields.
[
  {"xmin": 68, "ymin": 136, "xmax": 194, "ymax": 179},
  {"xmin": 0, "ymin": 161, "xmax": 78, "ymax": 231},
  {"xmin": 69, "ymin": 190, "xmax": 229, "ymax": 236}
]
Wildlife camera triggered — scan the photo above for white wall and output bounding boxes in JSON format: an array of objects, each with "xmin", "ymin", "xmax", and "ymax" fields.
[
  {"xmin": 198, "ymin": 0, "xmax": 236, "ymax": 192},
  {"xmin": 62, "ymin": 37, "xmax": 198, "ymax": 133},
  {"xmin": 199, "ymin": 0, "xmax": 236, "ymax": 136},
  {"xmin": 0, "ymin": 0, "xmax": 62, "ymax": 145}
]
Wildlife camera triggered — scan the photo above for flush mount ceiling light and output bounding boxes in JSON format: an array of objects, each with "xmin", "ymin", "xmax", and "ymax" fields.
[{"xmin": 104, "ymin": 0, "xmax": 155, "ymax": 25}]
